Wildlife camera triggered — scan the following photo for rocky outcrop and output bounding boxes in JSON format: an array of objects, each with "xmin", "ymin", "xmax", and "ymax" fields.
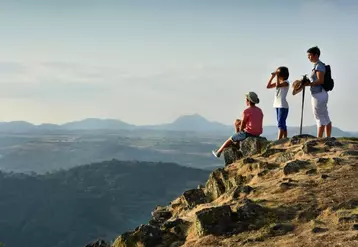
[
  {"xmin": 109, "ymin": 137, "xmax": 358, "ymax": 247},
  {"xmin": 85, "ymin": 239, "xmax": 110, "ymax": 247},
  {"xmin": 290, "ymin": 134, "xmax": 316, "ymax": 145},
  {"xmin": 182, "ymin": 189, "xmax": 207, "ymax": 209},
  {"xmin": 223, "ymin": 145, "xmax": 243, "ymax": 166},
  {"xmin": 204, "ymin": 168, "xmax": 245, "ymax": 201},
  {"xmin": 224, "ymin": 136, "xmax": 269, "ymax": 166},
  {"xmin": 195, "ymin": 205, "xmax": 232, "ymax": 236},
  {"xmin": 283, "ymin": 160, "xmax": 310, "ymax": 175},
  {"xmin": 150, "ymin": 206, "xmax": 172, "ymax": 226},
  {"xmin": 113, "ymin": 224, "xmax": 164, "ymax": 247}
]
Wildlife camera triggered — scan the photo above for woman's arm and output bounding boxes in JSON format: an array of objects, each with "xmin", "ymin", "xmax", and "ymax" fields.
[{"xmin": 266, "ymin": 73, "xmax": 276, "ymax": 89}]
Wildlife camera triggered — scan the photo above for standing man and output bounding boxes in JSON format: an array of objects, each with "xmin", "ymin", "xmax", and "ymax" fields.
[{"xmin": 305, "ymin": 46, "xmax": 332, "ymax": 138}]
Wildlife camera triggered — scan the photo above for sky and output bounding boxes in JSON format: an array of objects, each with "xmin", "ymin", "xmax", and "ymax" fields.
[{"xmin": 0, "ymin": 0, "xmax": 357, "ymax": 131}]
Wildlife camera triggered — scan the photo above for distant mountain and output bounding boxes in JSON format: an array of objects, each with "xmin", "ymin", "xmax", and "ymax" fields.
[
  {"xmin": 143, "ymin": 114, "xmax": 231, "ymax": 133},
  {"xmin": 61, "ymin": 118, "xmax": 136, "ymax": 130},
  {"xmin": 37, "ymin": 123, "xmax": 62, "ymax": 130},
  {"xmin": 0, "ymin": 121, "xmax": 35, "ymax": 132},
  {"xmin": 0, "ymin": 160, "xmax": 210, "ymax": 247},
  {"xmin": 348, "ymin": 131, "xmax": 358, "ymax": 137}
]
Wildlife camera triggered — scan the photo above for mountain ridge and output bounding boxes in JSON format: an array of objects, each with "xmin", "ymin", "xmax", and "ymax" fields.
[
  {"xmin": 0, "ymin": 114, "xmax": 356, "ymax": 139},
  {"xmin": 0, "ymin": 113, "xmax": 358, "ymax": 140}
]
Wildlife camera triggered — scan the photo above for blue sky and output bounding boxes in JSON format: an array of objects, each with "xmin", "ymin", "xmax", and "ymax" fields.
[{"xmin": 0, "ymin": 0, "xmax": 357, "ymax": 131}]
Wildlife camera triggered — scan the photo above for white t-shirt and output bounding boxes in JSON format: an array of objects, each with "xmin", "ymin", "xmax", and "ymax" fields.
[{"xmin": 273, "ymin": 80, "xmax": 289, "ymax": 108}]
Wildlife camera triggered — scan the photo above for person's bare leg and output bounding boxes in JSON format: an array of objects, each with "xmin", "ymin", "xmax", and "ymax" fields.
[
  {"xmin": 234, "ymin": 119, "xmax": 241, "ymax": 133},
  {"xmin": 216, "ymin": 138, "xmax": 233, "ymax": 155},
  {"xmin": 283, "ymin": 130, "xmax": 288, "ymax": 138},
  {"xmin": 278, "ymin": 129, "xmax": 284, "ymax": 140},
  {"xmin": 317, "ymin": 125, "xmax": 325, "ymax": 138},
  {"xmin": 326, "ymin": 122, "xmax": 332, "ymax": 137}
]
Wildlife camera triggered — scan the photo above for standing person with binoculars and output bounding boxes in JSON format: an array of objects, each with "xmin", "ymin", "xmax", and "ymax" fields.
[{"xmin": 266, "ymin": 66, "xmax": 290, "ymax": 140}]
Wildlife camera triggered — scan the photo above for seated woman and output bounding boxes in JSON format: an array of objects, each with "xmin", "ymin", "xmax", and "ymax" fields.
[{"xmin": 212, "ymin": 92, "xmax": 264, "ymax": 158}]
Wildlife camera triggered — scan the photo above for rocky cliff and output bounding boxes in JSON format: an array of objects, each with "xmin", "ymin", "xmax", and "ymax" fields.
[{"xmin": 88, "ymin": 135, "xmax": 358, "ymax": 247}]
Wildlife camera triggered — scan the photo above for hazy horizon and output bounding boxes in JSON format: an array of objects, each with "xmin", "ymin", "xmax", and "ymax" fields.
[
  {"xmin": 0, "ymin": 113, "xmax": 357, "ymax": 133},
  {"xmin": 1, "ymin": 1, "xmax": 357, "ymax": 130}
]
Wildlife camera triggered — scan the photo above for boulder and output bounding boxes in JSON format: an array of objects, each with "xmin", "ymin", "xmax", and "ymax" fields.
[
  {"xmin": 113, "ymin": 224, "xmax": 163, "ymax": 247},
  {"xmin": 315, "ymin": 157, "xmax": 330, "ymax": 164},
  {"xmin": 324, "ymin": 138, "xmax": 343, "ymax": 147},
  {"xmin": 279, "ymin": 182, "xmax": 297, "ymax": 190},
  {"xmin": 232, "ymin": 199, "xmax": 269, "ymax": 233},
  {"xmin": 257, "ymin": 169, "xmax": 269, "ymax": 177},
  {"xmin": 85, "ymin": 239, "xmax": 110, "ymax": 247},
  {"xmin": 259, "ymin": 162, "xmax": 279, "ymax": 170},
  {"xmin": 338, "ymin": 214, "xmax": 358, "ymax": 223},
  {"xmin": 340, "ymin": 150, "xmax": 358, "ymax": 157},
  {"xmin": 205, "ymin": 168, "xmax": 244, "ymax": 201},
  {"xmin": 306, "ymin": 169, "xmax": 317, "ymax": 175},
  {"xmin": 290, "ymin": 134, "xmax": 316, "ymax": 145},
  {"xmin": 195, "ymin": 205, "xmax": 232, "ymax": 236},
  {"xmin": 242, "ymin": 185, "xmax": 254, "ymax": 194},
  {"xmin": 261, "ymin": 148, "xmax": 286, "ymax": 158},
  {"xmin": 312, "ymin": 227, "xmax": 328, "ymax": 233},
  {"xmin": 297, "ymin": 205, "xmax": 320, "ymax": 222},
  {"xmin": 223, "ymin": 137, "xmax": 269, "ymax": 166},
  {"xmin": 204, "ymin": 168, "xmax": 228, "ymax": 200},
  {"xmin": 236, "ymin": 198, "xmax": 267, "ymax": 222},
  {"xmin": 161, "ymin": 218, "xmax": 190, "ymax": 236},
  {"xmin": 332, "ymin": 157, "xmax": 344, "ymax": 165},
  {"xmin": 268, "ymin": 223, "xmax": 295, "ymax": 236},
  {"xmin": 182, "ymin": 189, "xmax": 207, "ymax": 209},
  {"xmin": 150, "ymin": 206, "xmax": 172, "ymax": 226},
  {"xmin": 275, "ymin": 151, "xmax": 296, "ymax": 164},
  {"xmin": 333, "ymin": 199, "xmax": 358, "ymax": 211},
  {"xmin": 242, "ymin": 157, "xmax": 257, "ymax": 164},
  {"xmin": 232, "ymin": 185, "xmax": 254, "ymax": 198},
  {"xmin": 283, "ymin": 160, "xmax": 310, "ymax": 175},
  {"xmin": 240, "ymin": 136, "xmax": 269, "ymax": 157},
  {"xmin": 223, "ymin": 145, "xmax": 243, "ymax": 166},
  {"xmin": 302, "ymin": 140, "xmax": 319, "ymax": 154}
]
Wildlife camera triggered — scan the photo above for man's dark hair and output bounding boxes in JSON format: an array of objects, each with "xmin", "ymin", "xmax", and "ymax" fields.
[
  {"xmin": 307, "ymin": 46, "xmax": 321, "ymax": 57},
  {"xmin": 278, "ymin": 66, "xmax": 289, "ymax": 80}
]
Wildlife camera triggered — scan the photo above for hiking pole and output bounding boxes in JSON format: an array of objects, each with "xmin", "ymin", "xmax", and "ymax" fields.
[{"xmin": 299, "ymin": 85, "xmax": 306, "ymax": 135}]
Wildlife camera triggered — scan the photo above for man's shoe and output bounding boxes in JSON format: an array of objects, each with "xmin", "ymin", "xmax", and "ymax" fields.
[{"xmin": 212, "ymin": 150, "xmax": 221, "ymax": 158}]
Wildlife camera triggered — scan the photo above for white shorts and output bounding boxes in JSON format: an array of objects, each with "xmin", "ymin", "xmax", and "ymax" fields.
[{"xmin": 311, "ymin": 90, "xmax": 331, "ymax": 127}]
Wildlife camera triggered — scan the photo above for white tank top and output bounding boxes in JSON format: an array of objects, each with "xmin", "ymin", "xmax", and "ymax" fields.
[{"xmin": 273, "ymin": 80, "xmax": 289, "ymax": 108}]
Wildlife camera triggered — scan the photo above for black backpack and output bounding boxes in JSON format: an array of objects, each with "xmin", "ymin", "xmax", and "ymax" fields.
[{"xmin": 322, "ymin": 64, "xmax": 334, "ymax": 92}]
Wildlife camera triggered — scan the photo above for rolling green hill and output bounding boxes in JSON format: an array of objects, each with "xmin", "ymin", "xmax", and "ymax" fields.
[{"xmin": 0, "ymin": 160, "xmax": 210, "ymax": 247}]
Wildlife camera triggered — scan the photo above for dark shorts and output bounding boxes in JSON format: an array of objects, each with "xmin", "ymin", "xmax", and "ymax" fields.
[
  {"xmin": 231, "ymin": 131, "xmax": 256, "ymax": 142},
  {"xmin": 276, "ymin": 108, "xmax": 289, "ymax": 131}
]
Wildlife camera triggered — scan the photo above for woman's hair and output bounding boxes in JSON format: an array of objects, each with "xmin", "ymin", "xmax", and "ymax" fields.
[
  {"xmin": 277, "ymin": 66, "xmax": 289, "ymax": 80},
  {"xmin": 307, "ymin": 46, "xmax": 321, "ymax": 57}
]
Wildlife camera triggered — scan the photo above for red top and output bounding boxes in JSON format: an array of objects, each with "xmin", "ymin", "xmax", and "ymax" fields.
[{"xmin": 243, "ymin": 106, "xmax": 264, "ymax": 136}]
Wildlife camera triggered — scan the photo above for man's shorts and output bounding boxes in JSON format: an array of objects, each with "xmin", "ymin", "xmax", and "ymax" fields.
[
  {"xmin": 276, "ymin": 108, "xmax": 289, "ymax": 131},
  {"xmin": 231, "ymin": 131, "xmax": 253, "ymax": 142}
]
